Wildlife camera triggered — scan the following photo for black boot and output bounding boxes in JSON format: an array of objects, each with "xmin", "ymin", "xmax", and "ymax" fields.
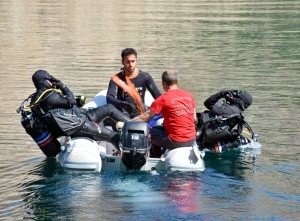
[{"xmin": 96, "ymin": 121, "xmax": 121, "ymax": 151}]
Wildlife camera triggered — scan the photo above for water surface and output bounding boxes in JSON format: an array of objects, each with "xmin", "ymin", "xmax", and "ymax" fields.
[{"xmin": 0, "ymin": 0, "xmax": 299, "ymax": 220}]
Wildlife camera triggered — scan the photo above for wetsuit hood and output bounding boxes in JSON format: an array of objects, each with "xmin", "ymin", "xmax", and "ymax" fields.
[
  {"xmin": 230, "ymin": 98, "xmax": 246, "ymax": 111},
  {"xmin": 238, "ymin": 90, "xmax": 252, "ymax": 110},
  {"xmin": 32, "ymin": 70, "xmax": 52, "ymax": 90},
  {"xmin": 226, "ymin": 90, "xmax": 253, "ymax": 111},
  {"xmin": 30, "ymin": 70, "xmax": 52, "ymax": 105}
]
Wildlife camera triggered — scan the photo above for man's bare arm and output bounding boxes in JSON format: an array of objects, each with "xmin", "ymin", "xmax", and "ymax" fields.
[
  {"xmin": 116, "ymin": 109, "xmax": 156, "ymax": 130},
  {"xmin": 132, "ymin": 109, "xmax": 156, "ymax": 122}
]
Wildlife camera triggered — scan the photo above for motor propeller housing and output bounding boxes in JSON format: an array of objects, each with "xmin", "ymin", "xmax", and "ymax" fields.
[{"xmin": 120, "ymin": 121, "xmax": 150, "ymax": 170}]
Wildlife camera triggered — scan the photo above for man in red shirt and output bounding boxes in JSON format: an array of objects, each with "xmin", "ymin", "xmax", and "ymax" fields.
[{"xmin": 117, "ymin": 70, "xmax": 197, "ymax": 157}]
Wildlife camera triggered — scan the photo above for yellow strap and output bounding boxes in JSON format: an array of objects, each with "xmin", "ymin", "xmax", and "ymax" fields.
[
  {"xmin": 242, "ymin": 129, "xmax": 251, "ymax": 136},
  {"xmin": 24, "ymin": 88, "xmax": 62, "ymax": 111}
]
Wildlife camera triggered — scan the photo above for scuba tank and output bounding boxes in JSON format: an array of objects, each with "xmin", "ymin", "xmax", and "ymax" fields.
[
  {"xmin": 17, "ymin": 93, "xmax": 61, "ymax": 157},
  {"xmin": 21, "ymin": 113, "xmax": 61, "ymax": 157}
]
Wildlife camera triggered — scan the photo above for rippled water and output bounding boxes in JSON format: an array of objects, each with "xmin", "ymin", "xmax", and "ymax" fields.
[{"xmin": 0, "ymin": 0, "xmax": 299, "ymax": 220}]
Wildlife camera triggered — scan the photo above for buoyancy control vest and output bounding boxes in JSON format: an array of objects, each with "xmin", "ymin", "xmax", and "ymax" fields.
[
  {"xmin": 30, "ymin": 88, "xmax": 87, "ymax": 138},
  {"xmin": 196, "ymin": 111, "xmax": 244, "ymax": 144}
]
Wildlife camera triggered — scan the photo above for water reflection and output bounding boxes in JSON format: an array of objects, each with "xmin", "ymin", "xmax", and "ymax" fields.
[
  {"xmin": 204, "ymin": 150, "xmax": 259, "ymax": 181},
  {"xmin": 1, "ymin": 147, "xmax": 298, "ymax": 221},
  {"xmin": 19, "ymin": 158, "xmax": 60, "ymax": 220},
  {"xmin": 1, "ymin": 0, "xmax": 300, "ymax": 220},
  {"xmin": 19, "ymin": 159, "xmax": 209, "ymax": 221},
  {"xmin": 163, "ymin": 173, "xmax": 203, "ymax": 213},
  {"xmin": 104, "ymin": 171, "xmax": 209, "ymax": 221},
  {"xmin": 20, "ymin": 158, "xmax": 113, "ymax": 220}
]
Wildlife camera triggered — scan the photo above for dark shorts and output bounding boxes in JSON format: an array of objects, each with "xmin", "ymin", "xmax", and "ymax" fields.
[{"xmin": 150, "ymin": 125, "xmax": 195, "ymax": 150}]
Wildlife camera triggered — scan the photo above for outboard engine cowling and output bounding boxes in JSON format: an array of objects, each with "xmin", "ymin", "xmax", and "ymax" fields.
[{"xmin": 120, "ymin": 122, "xmax": 150, "ymax": 170}]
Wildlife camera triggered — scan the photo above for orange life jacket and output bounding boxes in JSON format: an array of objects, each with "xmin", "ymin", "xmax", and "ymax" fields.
[{"xmin": 111, "ymin": 70, "xmax": 145, "ymax": 114}]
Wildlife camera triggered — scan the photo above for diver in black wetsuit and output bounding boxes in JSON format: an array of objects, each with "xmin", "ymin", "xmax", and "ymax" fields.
[
  {"xmin": 196, "ymin": 89, "xmax": 253, "ymax": 148},
  {"xmin": 204, "ymin": 90, "xmax": 253, "ymax": 116},
  {"xmin": 199, "ymin": 89, "xmax": 253, "ymax": 130},
  {"xmin": 30, "ymin": 70, "xmax": 130, "ymax": 151},
  {"xmin": 106, "ymin": 48, "xmax": 161, "ymax": 118}
]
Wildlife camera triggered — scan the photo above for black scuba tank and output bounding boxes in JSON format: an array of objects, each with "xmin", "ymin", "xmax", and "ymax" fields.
[{"xmin": 21, "ymin": 113, "xmax": 61, "ymax": 157}]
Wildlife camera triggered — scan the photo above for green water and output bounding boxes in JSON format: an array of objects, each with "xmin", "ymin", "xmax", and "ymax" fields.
[{"xmin": 0, "ymin": 0, "xmax": 299, "ymax": 220}]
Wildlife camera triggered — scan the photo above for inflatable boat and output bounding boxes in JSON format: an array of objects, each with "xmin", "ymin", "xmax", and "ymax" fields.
[
  {"xmin": 18, "ymin": 88, "xmax": 261, "ymax": 173},
  {"xmin": 58, "ymin": 90, "xmax": 206, "ymax": 172}
]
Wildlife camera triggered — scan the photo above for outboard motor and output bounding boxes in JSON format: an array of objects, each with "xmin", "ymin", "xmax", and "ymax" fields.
[{"xmin": 120, "ymin": 122, "xmax": 150, "ymax": 170}]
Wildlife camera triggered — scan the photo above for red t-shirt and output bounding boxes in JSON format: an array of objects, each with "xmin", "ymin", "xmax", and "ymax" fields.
[{"xmin": 150, "ymin": 89, "xmax": 196, "ymax": 142}]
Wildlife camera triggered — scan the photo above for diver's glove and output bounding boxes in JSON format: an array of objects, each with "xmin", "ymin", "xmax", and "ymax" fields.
[
  {"xmin": 48, "ymin": 75, "xmax": 65, "ymax": 89},
  {"xmin": 75, "ymin": 95, "xmax": 86, "ymax": 107},
  {"xmin": 52, "ymin": 79, "xmax": 70, "ymax": 95},
  {"xmin": 48, "ymin": 75, "xmax": 60, "ymax": 83},
  {"xmin": 220, "ymin": 90, "xmax": 234, "ymax": 98},
  {"xmin": 52, "ymin": 81, "xmax": 65, "ymax": 89}
]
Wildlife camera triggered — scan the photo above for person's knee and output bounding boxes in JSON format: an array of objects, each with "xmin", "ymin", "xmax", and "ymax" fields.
[{"xmin": 106, "ymin": 103, "xmax": 116, "ymax": 111}]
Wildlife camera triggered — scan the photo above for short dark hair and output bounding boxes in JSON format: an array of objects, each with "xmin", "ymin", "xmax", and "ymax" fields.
[
  {"xmin": 162, "ymin": 70, "xmax": 178, "ymax": 86},
  {"xmin": 121, "ymin": 48, "xmax": 137, "ymax": 60}
]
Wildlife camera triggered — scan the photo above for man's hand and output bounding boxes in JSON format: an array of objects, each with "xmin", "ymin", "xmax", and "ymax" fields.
[
  {"xmin": 116, "ymin": 121, "xmax": 125, "ymax": 130},
  {"xmin": 220, "ymin": 90, "xmax": 234, "ymax": 98},
  {"xmin": 49, "ymin": 75, "xmax": 60, "ymax": 82},
  {"xmin": 52, "ymin": 81, "xmax": 65, "ymax": 89}
]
